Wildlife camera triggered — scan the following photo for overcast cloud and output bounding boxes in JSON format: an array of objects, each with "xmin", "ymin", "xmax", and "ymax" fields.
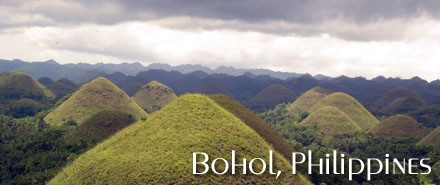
[{"xmin": 0, "ymin": 0, "xmax": 439, "ymax": 81}]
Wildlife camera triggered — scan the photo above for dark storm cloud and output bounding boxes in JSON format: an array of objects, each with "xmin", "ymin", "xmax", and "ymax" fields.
[{"xmin": 118, "ymin": 0, "xmax": 440, "ymax": 23}]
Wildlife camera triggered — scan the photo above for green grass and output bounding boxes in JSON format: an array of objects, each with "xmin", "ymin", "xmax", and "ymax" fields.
[
  {"xmin": 286, "ymin": 87, "xmax": 330, "ymax": 117},
  {"xmin": 132, "ymin": 80, "xmax": 177, "ymax": 113},
  {"xmin": 209, "ymin": 94, "xmax": 295, "ymax": 161},
  {"xmin": 370, "ymin": 114, "xmax": 425, "ymax": 137},
  {"xmin": 0, "ymin": 72, "xmax": 54, "ymax": 102},
  {"xmin": 247, "ymin": 84, "xmax": 297, "ymax": 112},
  {"xmin": 49, "ymin": 94, "xmax": 310, "ymax": 185},
  {"xmin": 63, "ymin": 109, "xmax": 137, "ymax": 146},
  {"xmin": 309, "ymin": 92, "xmax": 379, "ymax": 130},
  {"xmin": 417, "ymin": 126, "xmax": 440, "ymax": 148},
  {"xmin": 298, "ymin": 106, "xmax": 361, "ymax": 139},
  {"xmin": 44, "ymin": 77, "xmax": 147, "ymax": 125}
]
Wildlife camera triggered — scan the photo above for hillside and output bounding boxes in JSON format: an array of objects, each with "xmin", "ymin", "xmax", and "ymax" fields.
[
  {"xmin": 132, "ymin": 80, "xmax": 177, "ymax": 113},
  {"xmin": 194, "ymin": 81, "xmax": 232, "ymax": 97},
  {"xmin": 371, "ymin": 114, "xmax": 425, "ymax": 137},
  {"xmin": 298, "ymin": 106, "xmax": 361, "ymax": 138},
  {"xmin": 48, "ymin": 94, "xmax": 310, "ymax": 184},
  {"xmin": 63, "ymin": 109, "xmax": 137, "ymax": 146},
  {"xmin": 417, "ymin": 126, "xmax": 440, "ymax": 148},
  {"xmin": 286, "ymin": 87, "xmax": 330, "ymax": 117},
  {"xmin": 309, "ymin": 92, "xmax": 379, "ymax": 130},
  {"xmin": 209, "ymin": 94, "xmax": 295, "ymax": 161},
  {"xmin": 48, "ymin": 78, "xmax": 77, "ymax": 97},
  {"xmin": 122, "ymin": 82, "xmax": 143, "ymax": 96},
  {"xmin": 0, "ymin": 72, "xmax": 54, "ymax": 103},
  {"xmin": 246, "ymin": 84, "xmax": 297, "ymax": 112},
  {"xmin": 374, "ymin": 87, "xmax": 427, "ymax": 114},
  {"xmin": 44, "ymin": 77, "xmax": 147, "ymax": 125}
]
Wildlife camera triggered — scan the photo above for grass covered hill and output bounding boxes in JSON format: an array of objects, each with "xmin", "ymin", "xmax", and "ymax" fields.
[
  {"xmin": 371, "ymin": 114, "xmax": 425, "ymax": 137},
  {"xmin": 286, "ymin": 87, "xmax": 330, "ymax": 117},
  {"xmin": 209, "ymin": 94, "xmax": 295, "ymax": 161},
  {"xmin": 374, "ymin": 87, "xmax": 427, "ymax": 114},
  {"xmin": 48, "ymin": 78, "xmax": 77, "ymax": 98},
  {"xmin": 63, "ymin": 109, "xmax": 137, "ymax": 146},
  {"xmin": 246, "ymin": 84, "xmax": 297, "ymax": 112},
  {"xmin": 122, "ymin": 82, "xmax": 143, "ymax": 96},
  {"xmin": 194, "ymin": 81, "xmax": 232, "ymax": 97},
  {"xmin": 298, "ymin": 106, "xmax": 361, "ymax": 138},
  {"xmin": 417, "ymin": 126, "xmax": 440, "ymax": 148},
  {"xmin": 44, "ymin": 77, "xmax": 147, "ymax": 125},
  {"xmin": 132, "ymin": 80, "xmax": 177, "ymax": 113},
  {"xmin": 0, "ymin": 72, "xmax": 54, "ymax": 103},
  {"xmin": 309, "ymin": 92, "xmax": 379, "ymax": 130},
  {"xmin": 49, "ymin": 94, "xmax": 310, "ymax": 185}
]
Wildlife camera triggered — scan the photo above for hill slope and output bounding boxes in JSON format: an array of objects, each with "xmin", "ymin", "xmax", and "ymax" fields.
[
  {"xmin": 0, "ymin": 72, "xmax": 54, "ymax": 103},
  {"xmin": 209, "ymin": 94, "xmax": 295, "ymax": 161},
  {"xmin": 299, "ymin": 106, "xmax": 361, "ymax": 138},
  {"xmin": 417, "ymin": 126, "xmax": 440, "ymax": 148},
  {"xmin": 371, "ymin": 114, "xmax": 425, "ymax": 137},
  {"xmin": 286, "ymin": 87, "xmax": 330, "ymax": 117},
  {"xmin": 246, "ymin": 84, "xmax": 297, "ymax": 112},
  {"xmin": 49, "ymin": 94, "xmax": 309, "ymax": 184},
  {"xmin": 309, "ymin": 92, "xmax": 379, "ymax": 130},
  {"xmin": 48, "ymin": 78, "xmax": 77, "ymax": 97},
  {"xmin": 44, "ymin": 77, "xmax": 147, "ymax": 125},
  {"xmin": 132, "ymin": 80, "xmax": 177, "ymax": 113},
  {"xmin": 63, "ymin": 109, "xmax": 137, "ymax": 146},
  {"xmin": 374, "ymin": 87, "xmax": 427, "ymax": 114}
]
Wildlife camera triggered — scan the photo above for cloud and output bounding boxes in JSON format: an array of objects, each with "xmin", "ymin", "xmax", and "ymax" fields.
[{"xmin": 1, "ymin": 21, "xmax": 440, "ymax": 81}]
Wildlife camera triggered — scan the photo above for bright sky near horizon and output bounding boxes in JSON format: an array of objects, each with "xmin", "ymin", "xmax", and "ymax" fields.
[{"xmin": 0, "ymin": 0, "xmax": 440, "ymax": 81}]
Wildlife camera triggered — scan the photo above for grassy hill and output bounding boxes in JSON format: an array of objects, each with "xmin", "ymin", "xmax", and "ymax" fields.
[
  {"xmin": 132, "ymin": 80, "xmax": 177, "ymax": 113},
  {"xmin": 246, "ymin": 84, "xmax": 297, "ymax": 112},
  {"xmin": 298, "ymin": 106, "xmax": 361, "ymax": 138},
  {"xmin": 371, "ymin": 114, "xmax": 425, "ymax": 137},
  {"xmin": 48, "ymin": 94, "xmax": 310, "ymax": 185},
  {"xmin": 44, "ymin": 77, "xmax": 147, "ymax": 125},
  {"xmin": 48, "ymin": 78, "xmax": 77, "ymax": 98},
  {"xmin": 209, "ymin": 94, "xmax": 295, "ymax": 161},
  {"xmin": 194, "ymin": 81, "xmax": 232, "ymax": 97},
  {"xmin": 309, "ymin": 92, "xmax": 379, "ymax": 130},
  {"xmin": 417, "ymin": 126, "xmax": 440, "ymax": 148},
  {"xmin": 374, "ymin": 87, "xmax": 427, "ymax": 114},
  {"xmin": 0, "ymin": 72, "xmax": 54, "ymax": 103},
  {"xmin": 286, "ymin": 87, "xmax": 330, "ymax": 117},
  {"xmin": 63, "ymin": 109, "xmax": 137, "ymax": 146}
]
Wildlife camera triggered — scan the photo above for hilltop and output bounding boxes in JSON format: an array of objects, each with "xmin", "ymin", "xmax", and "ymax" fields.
[
  {"xmin": 194, "ymin": 81, "xmax": 232, "ymax": 97},
  {"xmin": 209, "ymin": 94, "xmax": 295, "ymax": 161},
  {"xmin": 132, "ymin": 80, "xmax": 177, "ymax": 113},
  {"xmin": 48, "ymin": 78, "xmax": 77, "ymax": 97},
  {"xmin": 286, "ymin": 87, "xmax": 330, "ymax": 117},
  {"xmin": 309, "ymin": 92, "xmax": 379, "ymax": 130},
  {"xmin": 246, "ymin": 84, "xmax": 297, "ymax": 112},
  {"xmin": 417, "ymin": 126, "xmax": 440, "ymax": 148},
  {"xmin": 371, "ymin": 114, "xmax": 425, "ymax": 137},
  {"xmin": 298, "ymin": 106, "xmax": 361, "ymax": 138},
  {"xmin": 48, "ymin": 94, "xmax": 310, "ymax": 184},
  {"xmin": 374, "ymin": 87, "xmax": 427, "ymax": 114},
  {"xmin": 44, "ymin": 77, "xmax": 147, "ymax": 125},
  {"xmin": 0, "ymin": 72, "xmax": 54, "ymax": 103}
]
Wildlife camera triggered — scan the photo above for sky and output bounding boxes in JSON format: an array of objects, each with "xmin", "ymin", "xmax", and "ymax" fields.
[{"xmin": 0, "ymin": 0, "xmax": 439, "ymax": 81}]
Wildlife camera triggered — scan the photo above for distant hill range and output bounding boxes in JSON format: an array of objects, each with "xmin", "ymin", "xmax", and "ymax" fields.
[
  {"xmin": 0, "ymin": 59, "xmax": 304, "ymax": 81},
  {"xmin": 1, "ymin": 59, "xmax": 440, "ymax": 110}
]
